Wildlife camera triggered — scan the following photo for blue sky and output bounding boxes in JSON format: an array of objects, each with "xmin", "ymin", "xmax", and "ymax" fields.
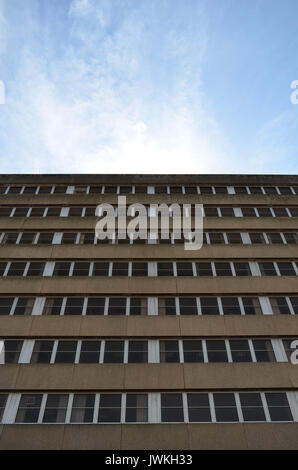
[{"xmin": 0, "ymin": 0, "xmax": 298, "ymax": 174}]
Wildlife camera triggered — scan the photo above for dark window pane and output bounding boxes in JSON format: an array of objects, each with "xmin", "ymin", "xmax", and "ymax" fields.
[
  {"xmin": 92, "ymin": 262, "xmax": 109, "ymax": 276},
  {"xmin": 131, "ymin": 263, "xmax": 148, "ymax": 276},
  {"xmin": 31, "ymin": 340, "xmax": 54, "ymax": 363},
  {"xmin": 206, "ymin": 340, "xmax": 228, "ymax": 362},
  {"xmin": 200, "ymin": 297, "xmax": 219, "ymax": 315},
  {"xmin": 86, "ymin": 297, "xmax": 105, "ymax": 315},
  {"xmin": 161, "ymin": 393, "xmax": 184, "ymax": 422},
  {"xmin": 53, "ymin": 262, "xmax": 71, "ymax": 276},
  {"xmin": 234, "ymin": 262, "xmax": 251, "ymax": 276},
  {"xmin": 7, "ymin": 262, "xmax": 26, "ymax": 276},
  {"xmin": 221, "ymin": 297, "xmax": 241, "ymax": 315},
  {"xmin": 104, "ymin": 341, "xmax": 124, "ymax": 363},
  {"xmin": 214, "ymin": 262, "xmax": 232, "ymax": 276},
  {"xmin": 213, "ymin": 393, "xmax": 238, "ymax": 422},
  {"xmin": 229, "ymin": 340, "xmax": 252, "ymax": 362},
  {"xmin": 157, "ymin": 262, "xmax": 173, "ymax": 276},
  {"xmin": 187, "ymin": 393, "xmax": 211, "ymax": 422},
  {"xmin": 0, "ymin": 297, "xmax": 14, "ymax": 315},
  {"xmin": 38, "ymin": 232, "xmax": 54, "ymax": 244},
  {"xmin": 79, "ymin": 341, "xmax": 101, "ymax": 363},
  {"xmin": 112, "ymin": 262, "xmax": 128, "ymax": 276},
  {"xmin": 4, "ymin": 340, "xmax": 23, "ymax": 363},
  {"xmin": 128, "ymin": 341, "xmax": 148, "ymax": 363},
  {"xmin": 71, "ymin": 394, "xmax": 95, "ymax": 423},
  {"xmin": 179, "ymin": 297, "xmax": 197, "ymax": 315},
  {"xmin": 125, "ymin": 394, "xmax": 148, "ymax": 423},
  {"xmin": 108, "ymin": 298, "xmax": 126, "ymax": 315},
  {"xmin": 64, "ymin": 298, "xmax": 84, "ymax": 315},
  {"xmin": 27, "ymin": 262, "xmax": 45, "ymax": 276},
  {"xmin": 277, "ymin": 262, "xmax": 296, "ymax": 276},
  {"xmin": 183, "ymin": 340, "xmax": 204, "ymax": 362},
  {"xmin": 98, "ymin": 394, "xmax": 121, "ymax": 422},
  {"xmin": 252, "ymin": 340, "xmax": 275, "ymax": 362},
  {"xmin": 42, "ymin": 394, "xmax": 68, "ymax": 423},
  {"xmin": 176, "ymin": 262, "xmax": 193, "ymax": 276},
  {"xmin": 196, "ymin": 262, "xmax": 213, "ymax": 276},
  {"xmin": 72, "ymin": 262, "xmax": 90, "ymax": 276},
  {"xmin": 55, "ymin": 341, "xmax": 77, "ymax": 363},
  {"xmin": 265, "ymin": 393, "xmax": 293, "ymax": 422},
  {"xmin": 43, "ymin": 298, "xmax": 63, "ymax": 316},
  {"xmin": 160, "ymin": 341, "xmax": 179, "ymax": 363},
  {"xmin": 16, "ymin": 394, "xmax": 43, "ymax": 423},
  {"xmin": 240, "ymin": 393, "xmax": 266, "ymax": 421},
  {"xmin": 258, "ymin": 262, "xmax": 277, "ymax": 276}
]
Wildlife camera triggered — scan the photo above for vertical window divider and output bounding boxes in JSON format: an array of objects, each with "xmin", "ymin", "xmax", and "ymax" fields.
[
  {"xmin": 128, "ymin": 262, "xmax": 132, "ymax": 277},
  {"xmin": 121, "ymin": 394, "xmax": 126, "ymax": 423},
  {"xmin": 230, "ymin": 262, "xmax": 236, "ymax": 277},
  {"xmin": 196, "ymin": 297, "xmax": 201, "ymax": 315},
  {"xmin": 225, "ymin": 340, "xmax": 233, "ymax": 363},
  {"xmin": 148, "ymin": 393, "xmax": 160, "ymax": 423},
  {"xmin": 50, "ymin": 341, "xmax": 58, "ymax": 363},
  {"xmin": 99, "ymin": 341, "xmax": 105, "ymax": 363},
  {"xmin": 285, "ymin": 208, "xmax": 292, "ymax": 217},
  {"xmin": 209, "ymin": 393, "xmax": 216, "ymax": 422},
  {"xmin": 211, "ymin": 262, "xmax": 216, "ymax": 277},
  {"xmin": 75, "ymin": 341, "xmax": 81, "ymax": 364},
  {"xmin": 65, "ymin": 394, "xmax": 74, "ymax": 423},
  {"xmin": 0, "ymin": 232, "xmax": 4, "ymax": 244},
  {"xmin": 38, "ymin": 394, "xmax": 48, "ymax": 424},
  {"xmin": 108, "ymin": 262, "xmax": 113, "ymax": 277},
  {"xmin": 10, "ymin": 207, "xmax": 16, "ymax": 217},
  {"xmin": 292, "ymin": 262, "xmax": 298, "ymax": 276},
  {"xmin": 238, "ymin": 297, "xmax": 246, "ymax": 316},
  {"xmin": 218, "ymin": 298, "xmax": 224, "ymax": 316},
  {"xmin": 173, "ymin": 262, "xmax": 177, "ymax": 277},
  {"xmin": 262, "ymin": 233, "xmax": 270, "ymax": 244},
  {"xmin": 123, "ymin": 341, "xmax": 129, "ymax": 364},
  {"xmin": 175, "ymin": 297, "xmax": 180, "ymax": 316},
  {"xmin": 202, "ymin": 340, "xmax": 208, "ymax": 363},
  {"xmin": 10, "ymin": 297, "xmax": 19, "ymax": 316},
  {"xmin": 82, "ymin": 298, "xmax": 88, "ymax": 316},
  {"xmin": 280, "ymin": 233, "xmax": 287, "ymax": 245},
  {"xmin": 81, "ymin": 208, "xmax": 86, "ymax": 217},
  {"xmin": 2, "ymin": 394, "xmax": 20, "ymax": 424},
  {"xmin": 248, "ymin": 339, "xmax": 257, "ymax": 362},
  {"xmin": 273, "ymin": 262, "xmax": 280, "ymax": 276},
  {"xmin": 269, "ymin": 207, "xmax": 275, "ymax": 217},
  {"xmin": 285, "ymin": 296, "xmax": 295, "ymax": 316},
  {"xmin": 16, "ymin": 233, "xmax": 22, "ymax": 244},
  {"xmin": 234, "ymin": 393, "xmax": 244, "ymax": 422},
  {"xmin": 23, "ymin": 262, "xmax": 30, "ymax": 277},
  {"xmin": 126, "ymin": 298, "xmax": 130, "ymax": 316},
  {"xmin": 271, "ymin": 339, "xmax": 288, "ymax": 362},
  {"xmin": 60, "ymin": 297, "xmax": 67, "ymax": 316},
  {"xmin": 182, "ymin": 393, "xmax": 189, "ymax": 423},
  {"xmin": 286, "ymin": 392, "xmax": 298, "ymax": 422},
  {"xmin": 104, "ymin": 298, "xmax": 109, "ymax": 316},
  {"xmin": 50, "ymin": 186, "xmax": 55, "ymax": 194},
  {"xmin": 260, "ymin": 393, "xmax": 271, "ymax": 422},
  {"xmin": 178, "ymin": 340, "xmax": 184, "ymax": 363},
  {"xmin": 27, "ymin": 208, "xmax": 32, "ymax": 217},
  {"xmin": 93, "ymin": 394, "xmax": 100, "ymax": 423},
  {"xmin": 88, "ymin": 262, "xmax": 93, "ymax": 277},
  {"xmin": 205, "ymin": 232, "xmax": 210, "ymax": 244},
  {"xmin": 192, "ymin": 262, "xmax": 196, "ymax": 277},
  {"xmin": 33, "ymin": 233, "xmax": 39, "ymax": 245},
  {"xmin": 69, "ymin": 262, "xmax": 75, "ymax": 277},
  {"xmin": 75, "ymin": 233, "xmax": 80, "ymax": 244},
  {"xmin": 3, "ymin": 262, "xmax": 10, "ymax": 277},
  {"xmin": 223, "ymin": 233, "xmax": 229, "ymax": 244}
]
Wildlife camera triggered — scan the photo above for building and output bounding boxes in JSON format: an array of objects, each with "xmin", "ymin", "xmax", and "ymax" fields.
[{"xmin": 0, "ymin": 173, "xmax": 298, "ymax": 450}]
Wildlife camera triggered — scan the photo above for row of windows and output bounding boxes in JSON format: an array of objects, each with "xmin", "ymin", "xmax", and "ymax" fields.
[
  {"xmin": 2, "ymin": 231, "xmax": 298, "ymax": 246},
  {"xmin": 1, "ymin": 184, "xmax": 298, "ymax": 195},
  {"xmin": 3, "ymin": 338, "xmax": 294, "ymax": 364},
  {"xmin": 1, "ymin": 205, "xmax": 298, "ymax": 218},
  {"xmin": 0, "ymin": 391, "xmax": 294, "ymax": 424},
  {"xmin": 0, "ymin": 296, "xmax": 297, "ymax": 316},
  {"xmin": 1, "ymin": 260, "xmax": 298, "ymax": 277}
]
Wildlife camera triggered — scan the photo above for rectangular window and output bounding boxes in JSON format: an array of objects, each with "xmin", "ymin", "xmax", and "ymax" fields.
[
  {"xmin": 265, "ymin": 393, "xmax": 293, "ymax": 422},
  {"xmin": 214, "ymin": 186, "xmax": 228, "ymax": 194},
  {"xmin": 23, "ymin": 186, "xmax": 38, "ymax": 194},
  {"xmin": 0, "ymin": 262, "xmax": 7, "ymax": 276},
  {"xmin": 278, "ymin": 186, "xmax": 292, "ymax": 195},
  {"xmin": 27, "ymin": 262, "xmax": 45, "ymax": 276},
  {"xmin": 242, "ymin": 297, "xmax": 262, "ymax": 315},
  {"xmin": 273, "ymin": 207, "xmax": 289, "ymax": 217},
  {"xmin": 196, "ymin": 262, "xmax": 213, "ymax": 276},
  {"xmin": 13, "ymin": 208, "xmax": 29, "ymax": 217},
  {"xmin": 61, "ymin": 233, "xmax": 77, "ymax": 244},
  {"xmin": 79, "ymin": 341, "xmax": 101, "ymax": 363},
  {"xmin": 200, "ymin": 297, "xmax": 219, "ymax": 315},
  {"xmin": 267, "ymin": 232, "xmax": 284, "ymax": 244},
  {"xmin": 98, "ymin": 394, "xmax": 121, "ymax": 422},
  {"xmin": 258, "ymin": 262, "xmax": 277, "ymax": 276},
  {"xmin": 0, "ymin": 207, "xmax": 13, "ymax": 216},
  {"xmin": 2, "ymin": 232, "xmax": 19, "ymax": 244},
  {"xmin": 19, "ymin": 232, "xmax": 36, "ymax": 244},
  {"xmin": 226, "ymin": 233, "xmax": 242, "ymax": 244},
  {"xmin": 42, "ymin": 298, "xmax": 63, "ymax": 316},
  {"xmin": 155, "ymin": 186, "xmax": 168, "ymax": 194},
  {"xmin": 252, "ymin": 340, "xmax": 275, "ymax": 362},
  {"xmin": 288, "ymin": 207, "xmax": 298, "ymax": 217},
  {"xmin": 15, "ymin": 394, "xmax": 43, "ymax": 423},
  {"xmin": 112, "ymin": 262, "xmax": 128, "ymax": 276},
  {"xmin": 208, "ymin": 232, "xmax": 225, "ymax": 244},
  {"xmin": 200, "ymin": 186, "xmax": 213, "ymax": 194},
  {"xmin": 233, "ymin": 262, "xmax": 251, "ymax": 276},
  {"xmin": 104, "ymin": 186, "xmax": 118, "ymax": 194},
  {"xmin": 7, "ymin": 262, "xmax": 27, "ymax": 276},
  {"xmin": 70, "ymin": 394, "xmax": 95, "ymax": 423},
  {"xmin": 0, "ymin": 297, "xmax": 14, "ymax": 315},
  {"xmin": 68, "ymin": 207, "xmax": 83, "ymax": 217},
  {"xmin": 74, "ymin": 186, "xmax": 88, "ymax": 194},
  {"xmin": 29, "ymin": 207, "xmax": 45, "ymax": 217},
  {"xmin": 53, "ymin": 262, "xmax": 71, "ymax": 276},
  {"xmin": 184, "ymin": 186, "xmax": 198, "ymax": 194},
  {"xmin": 276, "ymin": 262, "xmax": 296, "ymax": 276},
  {"xmin": 4, "ymin": 340, "xmax": 23, "ymax": 363},
  {"xmin": 160, "ymin": 341, "xmax": 180, "ymax": 363},
  {"xmin": 0, "ymin": 394, "xmax": 8, "ymax": 422},
  {"xmin": 257, "ymin": 207, "xmax": 272, "ymax": 217},
  {"xmin": 85, "ymin": 207, "xmax": 97, "ymax": 217},
  {"xmin": 46, "ymin": 207, "xmax": 61, "ymax": 217},
  {"xmin": 241, "ymin": 207, "xmax": 256, "ymax": 217},
  {"xmin": 14, "ymin": 297, "xmax": 34, "ymax": 315},
  {"xmin": 119, "ymin": 185, "xmax": 133, "ymax": 194},
  {"xmin": 221, "ymin": 297, "xmax": 241, "ymax": 315},
  {"xmin": 86, "ymin": 297, "xmax": 105, "ymax": 315},
  {"xmin": 206, "ymin": 340, "xmax": 228, "ymax": 362},
  {"xmin": 214, "ymin": 262, "xmax": 232, "ymax": 276},
  {"xmin": 158, "ymin": 297, "xmax": 176, "ymax": 315},
  {"xmin": 92, "ymin": 262, "xmax": 109, "ymax": 276},
  {"xmin": 220, "ymin": 207, "xmax": 234, "ymax": 217},
  {"xmin": 89, "ymin": 186, "xmax": 102, "ymax": 194},
  {"xmin": 204, "ymin": 207, "xmax": 218, "ymax": 216},
  {"xmin": 42, "ymin": 394, "xmax": 68, "ymax": 423},
  {"xmin": 263, "ymin": 186, "xmax": 278, "ymax": 195},
  {"xmin": 72, "ymin": 262, "xmax": 90, "ymax": 276},
  {"xmin": 130, "ymin": 298, "xmax": 147, "ymax": 315},
  {"xmin": 8, "ymin": 186, "xmax": 22, "ymax": 193},
  {"xmin": 169, "ymin": 186, "xmax": 182, "ymax": 193},
  {"xmin": 234, "ymin": 186, "xmax": 248, "ymax": 194},
  {"xmin": 157, "ymin": 262, "xmax": 173, "ymax": 276},
  {"xmin": 248, "ymin": 186, "xmax": 263, "ymax": 194},
  {"xmin": 108, "ymin": 298, "xmax": 126, "ymax": 315},
  {"xmin": 179, "ymin": 297, "xmax": 198, "ymax": 315},
  {"xmin": 161, "ymin": 393, "xmax": 184, "ymax": 422},
  {"xmin": 31, "ymin": 340, "xmax": 54, "ymax": 363},
  {"xmin": 282, "ymin": 339, "xmax": 295, "ymax": 361},
  {"xmin": 213, "ymin": 393, "xmax": 238, "ymax": 422},
  {"xmin": 270, "ymin": 297, "xmax": 291, "ymax": 315},
  {"xmin": 104, "ymin": 341, "xmax": 124, "ymax": 363},
  {"xmin": 229, "ymin": 340, "xmax": 252, "ymax": 362},
  {"xmin": 249, "ymin": 232, "xmax": 266, "ymax": 244},
  {"xmin": 283, "ymin": 233, "xmax": 298, "ymax": 244},
  {"xmin": 131, "ymin": 262, "xmax": 148, "ymax": 276},
  {"xmin": 239, "ymin": 393, "xmax": 266, "ymax": 421},
  {"xmin": 54, "ymin": 186, "xmax": 68, "ymax": 193},
  {"xmin": 38, "ymin": 186, "xmax": 52, "ymax": 194},
  {"xmin": 134, "ymin": 186, "xmax": 147, "ymax": 194},
  {"xmin": 187, "ymin": 393, "xmax": 211, "ymax": 422},
  {"xmin": 79, "ymin": 232, "xmax": 95, "ymax": 244},
  {"xmin": 38, "ymin": 232, "xmax": 54, "ymax": 244},
  {"xmin": 128, "ymin": 341, "xmax": 148, "ymax": 363},
  {"xmin": 289, "ymin": 297, "xmax": 298, "ymax": 314},
  {"xmin": 125, "ymin": 394, "xmax": 148, "ymax": 422},
  {"xmin": 176, "ymin": 262, "xmax": 193, "ymax": 276},
  {"xmin": 64, "ymin": 298, "xmax": 84, "ymax": 315},
  {"xmin": 183, "ymin": 340, "xmax": 204, "ymax": 362},
  {"xmin": 55, "ymin": 341, "xmax": 77, "ymax": 363}
]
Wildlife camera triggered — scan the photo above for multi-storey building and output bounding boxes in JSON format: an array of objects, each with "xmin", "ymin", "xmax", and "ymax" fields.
[{"xmin": 0, "ymin": 174, "xmax": 298, "ymax": 450}]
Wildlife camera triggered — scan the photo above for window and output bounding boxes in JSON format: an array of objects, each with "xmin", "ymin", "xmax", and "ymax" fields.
[
  {"xmin": 158, "ymin": 297, "xmax": 176, "ymax": 315},
  {"xmin": 258, "ymin": 262, "xmax": 277, "ymax": 276},
  {"xmin": 126, "ymin": 394, "xmax": 148, "ymax": 422},
  {"xmin": 104, "ymin": 186, "xmax": 117, "ymax": 194},
  {"xmin": 257, "ymin": 207, "xmax": 272, "ymax": 217},
  {"xmin": 206, "ymin": 340, "xmax": 228, "ymax": 362},
  {"xmin": 264, "ymin": 186, "xmax": 278, "ymax": 195},
  {"xmin": 79, "ymin": 341, "xmax": 101, "ymax": 363},
  {"xmin": 64, "ymin": 298, "xmax": 84, "ymax": 315},
  {"xmin": 273, "ymin": 207, "xmax": 288, "ymax": 217},
  {"xmin": 2, "ymin": 232, "xmax": 19, "ymax": 244},
  {"xmin": 196, "ymin": 262, "xmax": 213, "ymax": 276},
  {"xmin": 92, "ymin": 262, "xmax": 109, "ymax": 276},
  {"xmin": 46, "ymin": 207, "xmax": 61, "ymax": 217},
  {"xmin": 155, "ymin": 186, "xmax": 168, "ymax": 194},
  {"xmin": 14, "ymin": 298, "xmax": 34, "ymax": 315},
  {"xmin": 204, "ymin": 207, "xmax": 218, "ymax": 216},
  {"xmin": 89, "ymin": 186, "xmax": 102, "ymax": 194},
  {"xmin": 29, "ymin": 207, "xmax": 45, "ymax": 217},
  {"xmin": 15, "ymin": 394, "xmax": 43, "ymax": 423},
  {"xmin": 276, "ymin": 262, "xmax": 296, "ymax": 276},
  {"xmin": 108, "ymin": 298, "xmax": 126, "ymax": 315},
  {"xmin": 31, "ymin": 341, "xmax": 54, "ymax": 363},
  {"xmin": 220, "ymin": 207, "xmax": 234, "ymax": 217},
  {"xmin": 55, "ymin": 341, "xmax": 77, "ymax": 363},
  {"xmin": 53, "ymin": 262, "xmax": 71, "ymax": 276},
  {"xmin": 229, "ymin": 340, "xmax": 252, "ymax": 362},
  {"xmin": 233, "ymin": 262, "xmax": 251, "ymax": 276},
  {"xmin": 38, "ymin": 186, "xmax": 52, "ymax": 194},
  {"xmin": 200, "ymin": 186, "xmax": 213, "ymax": 194},
  {"xmin": 42, "ymin": 298, "xmax": 63, "ymax": 316},
  {"xmin": 8, "ymin": 186, "xmax": 22, "ymax": 194},
  {"xmin": 208, "ymin": 232, "xmax": 225, "ymax": 244},
  {"xmin": 234, "ymin": 186, "xmax": 248, "ymax": 194},
  {"xmin": 43, "ymin": 394, "xmax": 68, "ymax": 423},
  {"xmin": 85, "ymin": 207, "xmax": 96, "ymax": 216},
  {"xmin": 242, "ymin": 297, "xmax": 262, "ymax": 315},
  {"xmin": 239, "ymin": 393, "xmax": 266, "ymax": 421},
  {"xmin": 19, "ymin": 232, "xmax": 36, "ymax": 244},
  {"xmin": 183, "ymin": 340, "xmax": 204, "ymax": 362},
  {"xmin": 4, "ymin": 340, "xmax": 23, "ymax": 363},
  {"xmin": 249, "ymin": 232, "xmax": 266, "ymax": 244},
  {"xmin": 226, "ymin": 233, "xmax": 242, "ymax": 244},
  {"xmin": 98, "ymin": 394, "xmax": 121, "ymax": 422},
  {"xmin": 214, "ymin": 186, "xmax": 228, "ymax": 194},
  {"xmin": 267, "ymin": 233, "xmax": 283, "ymax": 244},
  {"xmin": 112, "ymin": 262, "xmax": 128, "ymax": 276},
  {"xmin": 23, "ymin": 186, "xmax": 37, "ymax": 194},
  {"xmin": 119, "ymin": 185, "xmax": 133, "ymax": 193},
  {"xmin": 27, "ymin": 262, "xmax": 45, "ymax": 276},
  {"xmin": 0, "ymin": 207, "xmax": 12, "ymax": 216},
  {"xmin": 179, "ymin": 297, "xmax": 197, "ymax": 315},
  {"xmin": 130, "ymin": 298, "xmax": 147, "ymax": 315},
  {"xmin": 0, "ymin": 187, "xmax": 6, "ymax": 194},
  {"xmin": 270, "ymin": 297, "xmax": 291, "ymax": 315},
  {"xmin": 282, "ymin": 339, "xmax": 295, "ymax": 361},
  {"xmin": 0, "ymin": 297, "xmax": 14, "ymax": 315},
  {"xmin": 134, "ymin": 186, "xmax": 147, "ymax": 194},
  {"xmin": 200, "ymin": 297, "xmax": 219, "ymax": 315},
  {"xmin": 213, "ymin": 393, "xmax": 238, "ymax": 422},
  {"xmin": 248, "ymin": 186, "xmax": 263, "ymax": 194},
  {"xmin": 70, "ymin": 394, "xmax": 95, "ymax": 423},
  {"xmin": 38, "ymin": 232, "xmax": 54, "ymax": 244},
  {"xmin": 241, "ymin": 207, "xmax": 256, "ymax": 217},
  {"xmin": 176, "ymin": 262, "xmax": 193, "ymax": 276},
  {"xmin": 79, "ymin": 232, "xmax": 95, "ymax": 244},
  {"xmin": 161, "ymin": 393, "xmax": 184, "ymax": 422},
  {"xmin": 265, "ymin": 393, "xmax": 293, "ymax": 422},
  {"xmin": 128, "ymin": 341, "xmax": 148, "ymax": 363},
  {"xmin": 68, "ymin": 207, "xmax": 83, "ymax": 217},
  {"xmin": 131, "ymin": 262, "xmax": 148, "ymax": 276},
  {"xmin": 187, "ymin": 393, "xmax": 211, "ymax": 422},
  {"xmin": 184, "ymin": 186, "xmax": 198, "ymax": 194},
  {"xmin": 221, "ymin": 297, "xmax": 241, "ymax": 315},
  {"xmin": 13, "ymin": 208, "xmax": 29, "ymax": 217},
  {"xmin": 214, "ymin": 262, "xmax": 232, "ymax": 276},
  {"xmin": 104, "ymin": 341, "xmax": 124, "ymax": 363},
  {"xmin": 0, "ymin": 262, "xmax": 7, "ymax": 276},
  {"xmin": 61, "ymin": 233, "xmax": 77, "ymax": 244},
  {"xmin": 283, "ymin": 233, "xmax": 298, "ymax": 244},
  {"xmin": 160, "ymin": 341, "xmax": 180, "ymax": 363},
  {"xmin": 278, "ymin": 187, "xmax": 292, "ymax": 195},
  {"xmin": 86, "ymin": 297, "xmax": 105, "ymax": 315},
  {"xmin": 7, "ymin": 262, "xmax": 26, "ymax": 276},
  {"xmin": 74, "ymin": 186, "xmax": 88, "ymax": 194},
  {"xmin": 0, "ymin": 395, "xmax": 8, "ymax": 422},
  {"xmin": 157, "ymin": 262, "xmax": 173, "ymax": 276},
  {"xmin": 54, "ymin": 186, "xmax": 68, "ymax": 193},
  {"xmin": 289, "ymin": 297, "xmax": 298, "ymax": 314},
  {"xmin": 252, "ymin": 340, "xmax": 275, "ymax": 362},
  {"xmin": 288, "ymin": 207, "xmax": 298, "ymax": 217},
  {"xmin": 72, "ymin": 262, "xmax": 90, "ymax": 276}
]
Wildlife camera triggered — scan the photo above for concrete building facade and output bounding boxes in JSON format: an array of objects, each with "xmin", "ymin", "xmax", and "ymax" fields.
[{"xmin": 0, "ymin": 174, "xmax": 298, "ymax": 449}]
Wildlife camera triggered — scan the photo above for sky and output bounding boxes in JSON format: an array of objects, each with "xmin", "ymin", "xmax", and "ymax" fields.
[{"xmin": 0, "ymin": 0, "xmax": 298, "ymax": 174}]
